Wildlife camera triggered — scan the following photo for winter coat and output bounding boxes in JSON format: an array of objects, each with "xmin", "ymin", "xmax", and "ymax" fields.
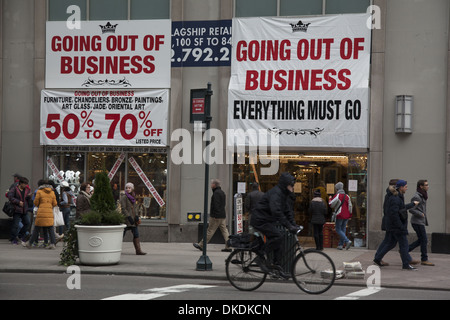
[
  {"xmin": 245, "ymin": 189, "xmax": 264, "ymax": 216},
  {"xmin": 309, "ymin": 197, "xmax": 327, "ymax": 225},
  {"xmin": 251, "ymin": 172, "xmax": 297, "ymax": 229},
  {"xmin": 120, "ymin": 192, "xmax": 139, "ymax": 227},
  {"xmin": 381, "ymin": 186, "xmax": 396, "ymax": 231},
  {"xmin": 8, "ymin": 185, "xmax": 31, "ymax": 215},
  {"xmin": 33, "ymin": 185, "xmax": 57, "ymax": 227},
  {"xmin": 385, "ymin": 190, "xmax": 415, "ymax": 234},
  {"xmin": 409, "ymin": 191, "xmax": 428, "ymax": 226},
  {"xmin": 76, "ymin": 191, "xmax": 91, "ymax": 218},
  {"xmin": 329, "ymin": 193, "xmax": 352, "ymax": 220},
  {"xmin": 210, "ymin": 186, "xmax": 226, "ymax": 219}
]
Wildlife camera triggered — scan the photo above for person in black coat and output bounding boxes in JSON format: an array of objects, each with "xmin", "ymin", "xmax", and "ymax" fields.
[
  {"xmin": 250, "ymin": 172, "xmax": 300, "ymax": 273},
  {"xmin": 309, "ymin": 189, "xmax": 327, "ymax": 250},
  {"xmin": 373, "ymin": 180, "xmax": 419, "ymax": 270},
  {"xmin": 194, "ymin": 179, "xmax": 231, "ymax": 252},
  {"xmin": 373, "ymin": 179, "xmax": 398, "ymax": 266},
  {"xmin": 245, "ymin": 183, "xmax": 264, "ymax": 231}
]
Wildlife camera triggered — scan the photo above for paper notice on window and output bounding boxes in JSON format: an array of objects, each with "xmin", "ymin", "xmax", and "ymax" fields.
[{"xmin": 348, "ymin": 180, "xmax": 358, "ymax": 192}]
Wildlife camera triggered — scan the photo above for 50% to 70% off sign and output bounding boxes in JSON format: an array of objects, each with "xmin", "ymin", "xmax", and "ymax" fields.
[{"xmin": 44, "ymin": 111, "xmax": 162, "ymax": 141}]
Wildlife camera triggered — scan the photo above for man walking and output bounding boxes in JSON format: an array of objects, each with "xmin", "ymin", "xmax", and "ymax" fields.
[
  {"xmin": 409, "ymin": 180, "xmax": 434, "ymax": 266},
  {"xmin": 194, "ymin": 179, "xmax": 231, "ymax": 252},
  {"xmin": 373, "ymin": 180, "xmax": 419, "ymax": 270}
]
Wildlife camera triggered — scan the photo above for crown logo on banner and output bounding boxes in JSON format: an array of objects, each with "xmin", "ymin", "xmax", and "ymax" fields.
[
  {"xmin": 290, "ymin": 20, "xmax": 311, "ymax": 33},
  {"xmin": 99, "ymin": 22, "xmax": 118, "ymax": 34}
]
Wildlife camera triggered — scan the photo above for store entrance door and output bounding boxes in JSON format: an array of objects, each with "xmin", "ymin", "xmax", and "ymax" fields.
[{"xmin": 233, "ymin": 153, "xmax": 367, "ymax": 248}]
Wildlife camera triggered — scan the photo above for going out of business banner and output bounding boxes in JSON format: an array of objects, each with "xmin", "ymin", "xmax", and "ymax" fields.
[
  {"xmin": 46, "ymin": 20, "xmax": 171, "ymax": 89},
  {"xmin": 228, "ymin": 14, "xmax": 371, "ymax": 148},
  {"xmin": 40, "ymin": 89, "xmax": 168, "ymax": 147}
]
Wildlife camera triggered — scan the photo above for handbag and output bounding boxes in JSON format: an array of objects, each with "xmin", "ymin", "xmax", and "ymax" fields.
[
  {"xmin": 53, "ymin": 206, "xmax": 65, "ymax": 227},
  {"xmin": 2, "ymin": 201, "xmax": 14, "ymax": 217}
]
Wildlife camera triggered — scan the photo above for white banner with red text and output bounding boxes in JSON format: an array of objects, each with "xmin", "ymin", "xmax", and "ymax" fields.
[
  {"xmin": 45, "ymin": 20, "xmax": 171, "ymax": 89},
  {"xmin": 40, "ymin": 89, "xmax": 168, "ymax": 147},
  {"xmin": 227, "ymin": 14, "xmax": 371, "ymax": 148}
]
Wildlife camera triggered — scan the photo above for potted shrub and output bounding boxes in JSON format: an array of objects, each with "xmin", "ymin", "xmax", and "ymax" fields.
[{"xmin": 60, "ymin": 171, "xmax": 126, "ymax": 266}]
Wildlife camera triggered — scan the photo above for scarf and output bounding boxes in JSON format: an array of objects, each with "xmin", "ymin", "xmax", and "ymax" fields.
[
  {"xmin": 417, "ymin": 187, "xmax": 428, "ymax": 200},
  {"xmin": 125, "ymin": 191, "xmax": 136, "ymax": 204},
  {"xmin": 80, "ymin": 190, "xmax": 91, "ymax": 203}
]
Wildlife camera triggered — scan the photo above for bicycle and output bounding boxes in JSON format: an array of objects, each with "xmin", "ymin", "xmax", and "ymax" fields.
[{"xmin": 225, "ymin": 227, "xmax": 336, "ymax": 294}]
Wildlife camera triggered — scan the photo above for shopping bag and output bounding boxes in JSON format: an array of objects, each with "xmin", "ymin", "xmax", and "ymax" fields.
[{"xmin": 53, "ymin": 207, "xmax": 65, "ymax": 227}]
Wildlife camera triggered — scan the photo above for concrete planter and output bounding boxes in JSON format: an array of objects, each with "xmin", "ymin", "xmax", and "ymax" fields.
[{"xmin": 75, "ymin": 224, "xmax": 126, "ymax": 265}]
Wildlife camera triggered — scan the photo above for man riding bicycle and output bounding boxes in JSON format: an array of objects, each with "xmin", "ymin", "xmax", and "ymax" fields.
[{"xmin": 250, "ymin": 172, "xmax": 301, "ymax": 276}]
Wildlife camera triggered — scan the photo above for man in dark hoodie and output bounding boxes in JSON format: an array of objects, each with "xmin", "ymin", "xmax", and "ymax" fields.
[{"xmin": 250, "ymin": 172, "xmax": 300, "ymax": 274}]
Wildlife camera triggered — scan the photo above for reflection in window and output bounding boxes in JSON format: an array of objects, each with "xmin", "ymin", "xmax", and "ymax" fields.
[
  {"xmin": 235, "ymin": 0, "xmax": 277, "ymax": 17},
  {"xmin": 47, "ymin": 152, "xmax": 85, "ymax": 194},
  {"xmin": 280, "ymin": 0, "xmax": 322, "ymax": 16},
  {"xmin": 127, "ymin": 153, "xmax": 167, "ymax": 220}
]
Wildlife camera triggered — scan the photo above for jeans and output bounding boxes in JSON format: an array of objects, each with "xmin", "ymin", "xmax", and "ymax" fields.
[
  {"xmin": 124, "ymin": 226, "xmax": 140, "ymax": 239},
  {"xmin": 374, "ymin": 231, "xmax": 412, "ymax": 268},
  {"xmin": 409, "ymin": 224, "xmax": 428, "ymax": 261},
  {"xmin": 30, "ymin": 226, "xmax": 56, "ymax": 245},
  {"xmin": 335, "ymin": 219, "xmax": 349, "ymax": 246},
  {"xmin": 58, "ymin": 207, "xmax": 71, "ymax": 234},
  {"xmin": 10, "ymin": 212, "xmax": 31, "ymax": 241}
]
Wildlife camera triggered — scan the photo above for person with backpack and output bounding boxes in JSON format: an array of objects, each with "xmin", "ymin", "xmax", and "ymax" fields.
[{"xmin": 329, "ymin": 182, "xmax": 353, "ymax": 250}]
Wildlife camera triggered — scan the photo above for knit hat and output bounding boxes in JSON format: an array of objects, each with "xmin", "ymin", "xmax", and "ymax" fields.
[
  {"xmin": 335, "ymin": 182, "xmax": 344, "ymax": 190},
  {"xmin": 396, "ymin": 179, "xmax": 407, "ymax": 188},
  {"xmin": 313, "ymin": 189, "xmax": 321, "ymax": 197}
]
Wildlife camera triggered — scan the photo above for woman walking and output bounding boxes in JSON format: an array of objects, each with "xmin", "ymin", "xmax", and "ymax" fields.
[
  {"xmin": 121, "ymin": 182, "xmax": 146, "ymax": 255},
  {"xmin": 329, "ymin": 182, "xmax": 353, "ymax": 250},
  {"xmin": 26, "ymin": 180, "xmax": 58, "ymax": 249}
]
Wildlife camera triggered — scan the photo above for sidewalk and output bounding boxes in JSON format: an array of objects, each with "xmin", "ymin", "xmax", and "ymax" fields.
[{"xmin": 1, "ymin": 239, "xmax": 449, "ymax": 291}]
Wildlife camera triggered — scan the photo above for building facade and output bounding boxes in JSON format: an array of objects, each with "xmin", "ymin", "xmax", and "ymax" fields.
[{"xmin": 1, "ymin": 0, "xmax": 449, "ymax": 250}]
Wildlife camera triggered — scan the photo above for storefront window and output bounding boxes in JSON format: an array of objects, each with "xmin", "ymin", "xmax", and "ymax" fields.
[
  {"xmin": 45, "ymin": 147, "xmax": 167, "ymax": 220},
  {"xmin": 233, "ymin": 152, "xmax": 368, "ymax": 247},
  {"xmin": 126, "ymin": 152, "xmax": 167, "ymax": 220},
  {"xmin": 87, "ymin": 152, "xmax": 125, "ymax": 189},
  {"xmin": 47, "ymin": 151, "xmax": 85, "ymax": 194}
]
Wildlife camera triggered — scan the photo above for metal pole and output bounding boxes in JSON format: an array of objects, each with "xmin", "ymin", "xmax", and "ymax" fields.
[{"xmin": 196, "ymin": 83, "xmax": 213, "ymax": 271}]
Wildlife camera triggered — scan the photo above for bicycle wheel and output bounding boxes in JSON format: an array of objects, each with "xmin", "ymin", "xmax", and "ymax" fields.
[
  {"xmin": 225, "ymin": 249, "xmax": 267, "ymax": 291},
  {"xmin": 292, "ymin": 249, "xmax": 336, "ymax": 294}
]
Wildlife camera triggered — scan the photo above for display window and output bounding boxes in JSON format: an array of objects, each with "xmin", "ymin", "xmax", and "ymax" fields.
[
  {"xmin": 45, "ymin": 146, "xmax": 167, "ymax": 220},
  {"xmin": 233, "ymin": 153, "xmax": 367, "ymax": 247}
]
